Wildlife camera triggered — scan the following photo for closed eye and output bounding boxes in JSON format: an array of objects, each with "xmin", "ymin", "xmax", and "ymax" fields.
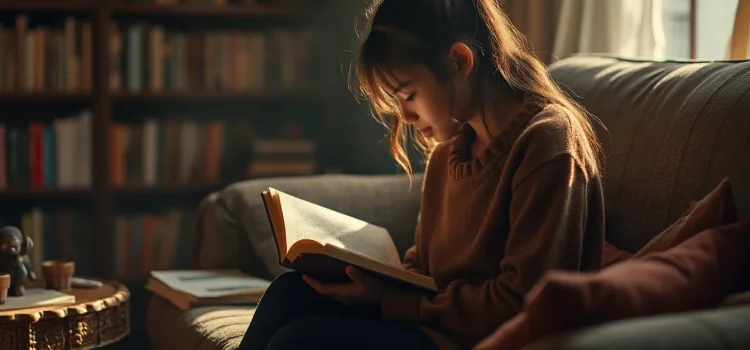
[{"xmin": 406, "ymin": 93, "xmax": 416, "ymax": 102}]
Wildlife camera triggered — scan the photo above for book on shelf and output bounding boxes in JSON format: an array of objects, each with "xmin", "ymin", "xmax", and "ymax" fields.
[
  {"xmin": 0, "ymin": 15, "xmax": 92, "ymax": 93},
  {"xmin": 0, "ymin": 288, "xmax": 75, "ymax": 312},
  {"xmin": 110, "ymin": 120, "xmax": 226, "ymax": 187},
  {"xmin": 113, "ymin": 209, "xmax": 196, "ymax": 280},
  {"xmin": 261, "ymin": 188, "xmax": 438, "ymax": 292},
  {"xmin": 146, "ymin": 269, "xmax": 271, "ymax": 310},
  {"xmin": 109, "ymin": 22, "xmax": 311, "ymax": 93},
  {"xmin": 0, "ymin": 110, "xmax": 92, "ymax": 191}
]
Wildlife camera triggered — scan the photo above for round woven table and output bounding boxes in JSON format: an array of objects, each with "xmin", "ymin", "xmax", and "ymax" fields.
[{"xmin": 0, "ymin": 279, "xmax": 130, "ymax": 350}]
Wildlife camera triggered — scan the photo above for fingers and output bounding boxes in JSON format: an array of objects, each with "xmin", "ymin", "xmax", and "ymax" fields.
[
  {"xmin": 345, "ymin": 266, "xmax": 365, "ymax": 283},
  {"xmin": 345, "ymin": 266, "xmax": 375, "ymax": 286},
  {"xmin": 302, "ymin": 274, "xmax": 364, "ymax": 297}
]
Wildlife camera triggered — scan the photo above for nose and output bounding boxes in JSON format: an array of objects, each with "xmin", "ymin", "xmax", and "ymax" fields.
[{"xmin": 400, "ymin": 106, "xmax": 418, "ymax": 125}]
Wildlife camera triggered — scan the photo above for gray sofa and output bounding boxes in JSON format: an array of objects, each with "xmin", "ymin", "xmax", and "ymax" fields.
[{"xmin": 146, "ymin": 55, "xmax": 750, "ymax": 349}]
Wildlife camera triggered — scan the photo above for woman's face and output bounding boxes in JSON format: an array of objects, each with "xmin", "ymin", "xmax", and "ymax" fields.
[{"xmin": 388, "ymin": 64, "xmax": 472, "ymax": 143}]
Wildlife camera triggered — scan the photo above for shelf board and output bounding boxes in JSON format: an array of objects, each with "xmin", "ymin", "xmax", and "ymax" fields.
[
  {"xmin": 0, "ymin": 188, "xmax": 90, "ymax": 200},
  {"xmin": 112, "ymin": 3, "xmax": 315, "ymax": 19},
  {"xmin": 0, "ymin": 92, "xmax": 92, "ymax": 103},
  {"xmin": 111, "ymin": 90, "xmax": 321, "ymax": 102},
  {"xmin": 0, "ymin": 1, "xmax": 94, "ymax": 12},
  {"xmin": 114, "ymin": 183, "xmax": 223, "ymax": 196}
]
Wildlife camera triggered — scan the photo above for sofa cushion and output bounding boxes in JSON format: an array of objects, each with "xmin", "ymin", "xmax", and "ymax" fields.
[
  {"xmin": 521, "ymin": 305, "xmax": 750, "ymax": 350},
  {"xmin": 146, "ymin": 296, "xmax": 255, "ymax": 350},
  {"xmin": 216, "ymin": 174, "xmax": 423, "ymax": 278},
  {"xmin": 548, "ymin": 56, "xmax": 750, "ymax": 252},
  {"xmin": 477, "ymin": 220, "xmax": 750, "ymax": 350}
]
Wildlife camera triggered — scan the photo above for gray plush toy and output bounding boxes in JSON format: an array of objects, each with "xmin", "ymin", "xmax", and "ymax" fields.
[{"xmin": 0, "ymin": 226, "xmax": 36, "ymax": 296}]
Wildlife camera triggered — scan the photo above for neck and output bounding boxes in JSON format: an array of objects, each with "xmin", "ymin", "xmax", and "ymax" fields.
[{"xmin": 465, "ymin": 83, "xmax": 525, "ymax": 153}]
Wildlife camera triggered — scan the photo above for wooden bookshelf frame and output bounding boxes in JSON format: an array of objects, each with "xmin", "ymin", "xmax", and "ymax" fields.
[
  {"xmin": 0, "ymin": 0, "xmax": 336, "ymax": 279},
  {"xmin": 112, "ymin": 2, "xmax": 316, "ymax": 19},
  {"xmin": 0, "ymin": 0, "xmax": 96, "ymax": 12}
]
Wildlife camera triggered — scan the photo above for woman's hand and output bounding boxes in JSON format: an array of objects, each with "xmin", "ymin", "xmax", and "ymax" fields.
[{"xmin": 303, "ymin": 266, "xmax": 383, "ymax": 305}]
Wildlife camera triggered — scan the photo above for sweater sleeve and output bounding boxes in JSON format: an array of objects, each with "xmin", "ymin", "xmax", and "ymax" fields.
[
  {"xmin": 401, "ymin": 220, "xmax": 426, "ymax": 274},
  {"xmin": 380, "ymin": 155, "xmax": 591, "ymax": 339},
  {"xmin": 402, "ymin": 244, "xmax": 426, "ymax": 274}
]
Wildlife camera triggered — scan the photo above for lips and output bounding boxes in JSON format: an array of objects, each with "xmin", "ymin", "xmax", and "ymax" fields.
[{"xmin": 419, "ymin": 127, "xmax": 432, "ymax": 137}]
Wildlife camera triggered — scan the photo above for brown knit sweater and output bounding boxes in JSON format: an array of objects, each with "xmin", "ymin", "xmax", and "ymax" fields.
[{"xmin": 380, "ymin": 97, "xmax": 605, "ymax": 349}]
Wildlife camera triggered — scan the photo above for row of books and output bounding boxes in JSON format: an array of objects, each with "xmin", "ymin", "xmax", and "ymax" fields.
[
  {"xmin": 1, "ymin": 209, "xmax": 93, "ymax": 279},
  {"xmin": 0, "ymin": 16, "xmax": 92, "ymax": 92},
  {"xmin": 0, "ymin": 114, "xmax": 318, "ymax": 190},
  {"xmin": 110, "ymin": 120, "xmax": 225, "ymax": 186},
  {"xmin": 113, "ymin": 209, "xmax": 196, "ymax": 281},
  {"xmin": 109, "ymin": 118, "xmax": 320, "ymax": 186},
  {"xmin": 109, "ymin": 23, "xmax": 312, "ymax": 92},
  {"xmin": 0, "ymin": 111, "xmax": 92, "ymax": 191}
]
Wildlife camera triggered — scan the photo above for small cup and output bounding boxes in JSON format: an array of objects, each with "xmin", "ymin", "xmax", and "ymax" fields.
[
  {"xmin": 42, "ymin": 260, "xmax": 75, "ymax": 291},
  {"xmin": 0, "ymin": 274, "xmax": 9, "ymax": 304}
]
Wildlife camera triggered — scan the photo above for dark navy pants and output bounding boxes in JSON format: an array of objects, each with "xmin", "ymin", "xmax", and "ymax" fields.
[{"xmin": 237, "ymin": 272, "xmax": 437, "ymax": 350}]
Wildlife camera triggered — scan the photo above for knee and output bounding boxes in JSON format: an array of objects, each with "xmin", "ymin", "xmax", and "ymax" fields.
[
  {"xmin": 266, "ymin": 315, "xmax": 331, "ymax": 350},
  {"xmin": 267, "ymin": 272, "xmax": 306, "ymax": 292}
]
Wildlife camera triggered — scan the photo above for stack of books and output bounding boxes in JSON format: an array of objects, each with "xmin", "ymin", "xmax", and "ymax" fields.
[{"xmin": 146, "ymin": 269, "xmax": 271, "ymax": 310}]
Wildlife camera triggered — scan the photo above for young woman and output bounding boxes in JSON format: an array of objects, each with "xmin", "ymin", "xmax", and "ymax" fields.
[{"xmin": 238, "ymin": 0, "xmax": 606, "ymax": 349}]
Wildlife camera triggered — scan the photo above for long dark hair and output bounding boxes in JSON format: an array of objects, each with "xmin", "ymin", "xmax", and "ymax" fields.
[{"xmin": 351, "ymin": 0, "xmax": 604, "ymax": 180}]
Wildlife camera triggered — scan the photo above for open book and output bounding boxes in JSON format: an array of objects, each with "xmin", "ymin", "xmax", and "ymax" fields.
[{"xmin": 262, "ymin": 188, "xmax": 437, "ymax": 292}]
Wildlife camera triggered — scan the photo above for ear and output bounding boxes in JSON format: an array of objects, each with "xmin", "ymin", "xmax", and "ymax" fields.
[
  {"xmin": 447, "ymin": 42, "xmax": 474, "ymax": 78},
  {"xmin": 21, "ymin": 234, "xmax": 33, "ymax": 255}
]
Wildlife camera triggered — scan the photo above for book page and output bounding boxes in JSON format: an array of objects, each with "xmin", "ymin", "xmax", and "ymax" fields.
[{"xmin": 273, "ymin": 189, "xmax": 401, "ymax": 266}]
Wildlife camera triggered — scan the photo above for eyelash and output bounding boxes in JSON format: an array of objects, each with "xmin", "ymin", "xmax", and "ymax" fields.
[{"xmin": 406, "ymin": 93, "xmax": 416, "ymax": 102}]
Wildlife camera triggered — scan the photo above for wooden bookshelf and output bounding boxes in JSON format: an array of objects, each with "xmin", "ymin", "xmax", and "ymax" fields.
[
  {"xmin": 0, "ymin": 93, "xmax": 92, "ymax": 103},
  {"xmin": 0, "ymin": 0, "xmax": 95, "ymax": 12},
  {"xmin": 113, "ymin": 183, "xmax": 224, "ymax": 196},
  {"xmin": 112, "ymin": 3, "xmax": 315, "ymax": 19},
  {"xmin": 0, "ymin": 0, "xmax": 338, "ymax": 280},
  {"xmin": 111, "ymin": 91, "xmax": 321, "ymax": 102},
  {"xmin": 0, "ymin": 188, "xmax": 90, "ymax": 200}
]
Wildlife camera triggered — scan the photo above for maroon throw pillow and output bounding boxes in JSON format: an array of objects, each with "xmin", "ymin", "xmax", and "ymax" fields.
[
  {"xmin": 476, "ymin": 221, "xmax": 750, "ymax": 350},
  {"xmin": 602, "ymin": 241, "xmax": 632, "ymax": 268},
  {"xmin": 635, "ymin": 178, "xmax": 736, "ymax": 257}
]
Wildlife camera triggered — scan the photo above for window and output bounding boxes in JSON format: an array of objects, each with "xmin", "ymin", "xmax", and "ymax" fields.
[{"xmin": 661, "ymin": 0, "xmax": 739, "ymax": 60}]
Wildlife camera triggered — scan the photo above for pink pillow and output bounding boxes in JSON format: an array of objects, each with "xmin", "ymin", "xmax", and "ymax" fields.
[
  {"xmin": 635, "ymin": 178, "xmax": 737, "ymax": 257},
  {"xmin": 475, "ymin": 220, "xmax": 750, "ymax": 350},
  {"xmin": 601, "ymin": 179, "xmax": 735, "ymax": 269},
  {"xmin": 601, "ymin": 241, "xmax": 632, "ymax": 268}
]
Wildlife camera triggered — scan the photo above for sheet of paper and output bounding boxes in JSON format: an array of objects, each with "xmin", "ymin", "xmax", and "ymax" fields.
[{"xmin": 150, "ymin": 269, "xmax": 271, "ymax": 298}]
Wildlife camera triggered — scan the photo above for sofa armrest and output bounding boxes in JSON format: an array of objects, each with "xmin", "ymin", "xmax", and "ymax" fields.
[
  {"xmin": 209, "ymin": 173, "xmax": 423, "ymax": 279},
  {"xmin": 192, "ymin": 192, "xmax": 263, "ymax": 273},
  {"xmin": 523, "ymin": 305, "xmax": 750, "ymax": 350}
]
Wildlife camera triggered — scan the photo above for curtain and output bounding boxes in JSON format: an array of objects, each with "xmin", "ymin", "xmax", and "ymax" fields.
[
  {"xmin": 502, "ymin": 0, "xmax": 564, "ymax": 64},
  {"xmin": 503, "ymin": 0, "xmax": 666, "ymax": 64},
  {"xmin": 553, "ymin": 0, "xmax": 666, "ymax": 61},
  {"xmin": 729, "ymin": 0, "xmax": 750, "ymax": 59}
]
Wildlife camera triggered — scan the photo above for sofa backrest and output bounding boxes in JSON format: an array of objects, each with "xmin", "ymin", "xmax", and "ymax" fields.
[{"xmin": 548, "ymin": 55, "xmax": 750, "ymax": 252}]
